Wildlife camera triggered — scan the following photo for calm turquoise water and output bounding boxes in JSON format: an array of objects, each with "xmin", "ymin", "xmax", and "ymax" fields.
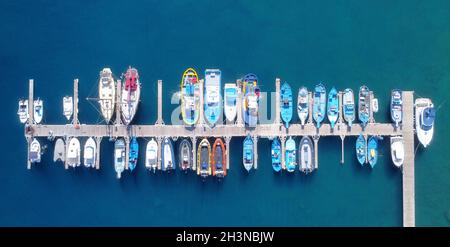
[{"xmin": 1, "ymin": 0, "xmax": 449, "ymax": 226}]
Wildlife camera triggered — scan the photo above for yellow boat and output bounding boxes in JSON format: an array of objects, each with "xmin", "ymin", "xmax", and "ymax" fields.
[{"xmin": 180, "ymin": 68, "xmax": 200, "ymax": 125}]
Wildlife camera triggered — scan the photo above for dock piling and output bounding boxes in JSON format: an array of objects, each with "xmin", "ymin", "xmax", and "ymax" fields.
[
  {"xmin": 275, "ymin": 78, "xmax": 281, "ymax": 125},
  {"xmin": 95, "ymin": 137, "xmax": 102, "ymax": 170},
  {"xmin": 191, "ymin": 136, "xmax": 197, "ymax": 171},
  {"xmin": 73, "ymin": 79, "xmax": 80, "ymax": 126},
  {"xmin": 313, "ymin": 135, "xmax": 319, "ymax": 169},
  {"xmin": 236, "ymin": 79, "xmax": 243, "ymax": 126},
  {"xmin": 26, "ymin": 137, "xmax": 31, "ymax": 169},
  {"xmin": 308, "ymin": 92, "xmax": 313, "ymax": 124},
  {"xmin": 155, "ymin": 80, "xmax": 164, "ymax": 125},
  {"xmin": 252, "ymin": 135, "xmax": 258, "ymax": 169},
  {"xmin": 280, "ymin": 135, "xmax": 286, "ymax": 170},
  {"xmin": 124, "ymin": 136, "xmax": 130, "ymax": 170},
  {"xmin": 225, "ymin": 136, "xmax": 231, "ymax": 170},
  {"xmin": 115, "ymin": 80, "xmax": 122, "ymax": 126},
  {"xmin": 28, "ymin": 79, "xmax": 34, "ymax": 125},
  {"xmin": 64, "ymin": 136, "xmax": 69, "ymax": 169},
  {"xmin": 157, "ymin": 137, "xmax": 162, "ymax": 170},
  {"xmin": 340, "ymin": 135, "xmax": 345, "ymax": 164}
]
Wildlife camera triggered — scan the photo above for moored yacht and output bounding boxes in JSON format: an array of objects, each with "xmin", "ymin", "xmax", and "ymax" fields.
[
  {"xmin": 299, "ymin": 136, "xmax": 314, "ymax": 173},
  {"xmin": 145, "ymin": 138, "xmax": 158, "ymax": 173},
  {"xmin": 415, "ymin": 98, "xmax": 435, "ymax": 147},
  {"xmin": 313, "ymin": 83, "xmax": 326, "ymax": 128},
  {"xmin": 197, "ymin": 138, "xmax": 211, "ymax": 178},
  {"xmin": 121, "ymin": 67, "xmax": 141, "ymax": 125},
  {"xmin": 162, "ymin": 137, "xmax": 175, "ymax": 172},
  {"xmin": 67, "ymin": 137, "xmax": 81, "ymax": 168},
  {"xmin": 180, "ymin": 68, "xmax": 200, "ymax": 126},
  {"xmin": 343, "ymin": 88, "xmax": 355, "ymax": 126},
  {"xmin": 17, "ymin": 100, "xmax": 29, "ymax": 124},
  {"xmin": 178, "ymin": 138, "xmax": 193, "ymax": 172},
  {"xmin": 83, "ymin": 137, "xmax": 96, "ymax": 168},
  {"xmin": 297, "ymin": 87, "xmax": 309, "ymax": 126},
  {"xmin": 243, "ymin": 134, "xmax": 254, "ymax": 172},
  {"xmin": 114, "ymin": 138, "xmax": 125, "ymax": 179},
  {"xmin": 63, "ymin": 96, "xmax": 73, "ymax": 121},
  {"xmin": 224, "ymin": 83, "xmax": 238, "ymax": 123},
  {"xmin": 98, "ymin": 68, "xmax": 115, "ymax": 123},
  {"xmin": 204, "ymin": 69, "xmax": 221, "ymax": 126},
  {"xmin": 390, "ymin": 89, "xmax": 403, "ymax": 128},
  {"xmin": 29, "ymin": 138, "xmax": 41, "ymax": 163},
  {"xmin": 390, "ymin": 136, "xmax": 404, "ymax": 169},
  {"xmin": 34, "ymin": 98, "xmax": 43, "ymax": 124}
]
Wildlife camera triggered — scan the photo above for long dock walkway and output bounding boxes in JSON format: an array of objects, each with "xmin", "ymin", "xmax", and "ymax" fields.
[{"xmin": 23, "ymin": 78, "xmax": 416, "ymax": 227}]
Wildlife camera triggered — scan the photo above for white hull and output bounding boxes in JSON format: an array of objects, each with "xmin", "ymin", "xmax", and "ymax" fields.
[
  {"xmin": 63, "ymin": 96, "xmax": 73, "ymax": 121},
  {"xmin": 390, "ymin": 136, "xmax": 404, "ymax": 168},
  {"xmin": 29, "ymin": 139, "xmax": 41, "ymax": 163},
  {"xmin": 343, "ymin": 89, "xmax": 355, "ymax": 126},
  {"xmin": 67, "ymin": 137, "xmax": 81, "ymax": 167},
  {"xmin": 34, "ymin": 99, "xmax": 43, "ymax": 124},
  {"xmin": 415, "ymin": 98, "xmax": 434, "ymax": 147},
  {"xmin": 297, "ymin": 87, "xmax": 308, "ymax": 126},
  {"xmin": 18, "ymin": 100, "xmax": 29, "ymax": 123},
  {"xmin": 224, "ymin": 83, "xmax": 237, "ymax": 123},
  {"xmin": 98, "ymin": 68, "xmax": 115, "ymax": 123},
  {"xmin": 83, "ymin": 137, "xmax": 96, "ymax": 168},
  {"xmin": 146, "ymin": 139, "xmax": 158, "ymax": 171},
  {"xmin": 300, "ymin": 144, "xmax": 312, "ymax": 172},
  {"xmin": 121, "ymin": 81, "xmax": 140, "ymax": 125}
]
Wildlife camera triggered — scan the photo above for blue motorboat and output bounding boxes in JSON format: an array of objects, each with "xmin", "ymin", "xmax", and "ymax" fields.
[
  {"xmin": 355, "ymin": 134, "xmax": 367, "ymax": 166},
  {"xmin": 343, "ymin": 88, "xmax": 355, "ymax": 126},
  {"xmin": 367, "ymin": 136, "xmax": 378, "ymax": 168},
  {"xmin": 204, "ymin": 69, "xmax": 222, "ymax": 126},
  {"xmin": 280, "ymin": 82, "xmax": 293, "ymax": 128},
  {"xmin": 327, "ymin": 87, "xmax": 339, "ymax": 129},
  {"xmin": 271, "ymin": 138, "xmax": 282, "ymax": 172},
  {"xmin": 242, "ymin": 74, "xmax": 260, "ymax": 127},
  {"xmin": 358, "ymin": 85, "xmax": 370, "ymax": 128},
  {"xmin": 285, "ymin": 137, "xmax": 297, "ymax": 173},
  {"xmin": 129, "ymin": 137, "xmax": 139, "ymax": 172},
  {"xmin": 243, "ymin": 135, "xmax": 254, "ymax": 172},
  {"xmin": 161, "ymin": 137, "xmax": 175, "ymax": 172},
  {"xmin": 313, "ymin": 83, "xmax": 326, "ymax": 128}
]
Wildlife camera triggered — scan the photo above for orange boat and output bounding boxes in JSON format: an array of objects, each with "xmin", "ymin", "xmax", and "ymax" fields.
[{"xmin": 211, "ymin": 138, "xmax": 227, "ymax": 178}]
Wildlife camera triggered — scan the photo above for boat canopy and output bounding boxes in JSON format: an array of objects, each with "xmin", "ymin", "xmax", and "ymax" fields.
[
  {"xmin": 125, "ymin": 69, "xmax": 138, "ymax": 91},
  {"xmin": 421, "ymin": 107, "xmax": 435, "ymax": 131}
]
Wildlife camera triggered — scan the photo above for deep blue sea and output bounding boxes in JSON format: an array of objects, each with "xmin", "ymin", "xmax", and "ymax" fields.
[{"xmin": 1, "ymin": 0, "xmax": 449, "ymax": 226}]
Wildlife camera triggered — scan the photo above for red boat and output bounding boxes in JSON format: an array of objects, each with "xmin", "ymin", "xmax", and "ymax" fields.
[{"xmin": 211, "ymin": 138, "xmax": 227, "ymax": 178}]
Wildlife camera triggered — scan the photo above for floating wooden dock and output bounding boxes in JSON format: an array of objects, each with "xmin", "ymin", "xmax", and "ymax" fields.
[{"xmin": 23, "ymin": 78, "xmax": 416, "ymax": 227}]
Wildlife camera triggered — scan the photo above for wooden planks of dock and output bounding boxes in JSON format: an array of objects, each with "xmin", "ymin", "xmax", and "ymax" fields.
[{"xmin": 23, "ymin": 78, "xmax": 417, "ymax": 227}]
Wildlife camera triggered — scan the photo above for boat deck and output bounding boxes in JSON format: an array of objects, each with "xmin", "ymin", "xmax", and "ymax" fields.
[{"xmin": 23, "ymin": 78, "xmax": 416, "ymax": 227}]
